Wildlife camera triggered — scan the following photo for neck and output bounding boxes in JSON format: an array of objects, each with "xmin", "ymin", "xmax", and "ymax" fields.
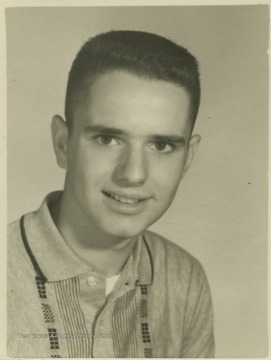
[{"xmin": 50, "ymin": 192, "xmax": 138, "ymax": 276}]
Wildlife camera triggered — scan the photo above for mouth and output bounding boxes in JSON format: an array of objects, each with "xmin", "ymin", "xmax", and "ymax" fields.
[{"xmin": 103, "ymin": 191, "xmax": 148, "ymax": 205}]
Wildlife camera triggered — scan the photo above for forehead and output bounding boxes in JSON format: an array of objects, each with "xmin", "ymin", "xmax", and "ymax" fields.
[{"xmin": 73, "ymin": 70, "xmax": 192, "ymax": 136}]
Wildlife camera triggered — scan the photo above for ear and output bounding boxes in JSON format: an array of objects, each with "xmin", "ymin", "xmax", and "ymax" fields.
[
  {"xmin": 181, "ymin": 134, "xmax": 201, "ymax": 179},
  {"xmin": 51, "ymin": 115, "xmax": 69, "ymax": 169}
]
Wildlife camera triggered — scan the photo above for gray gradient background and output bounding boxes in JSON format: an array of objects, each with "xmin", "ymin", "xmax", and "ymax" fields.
[{"xmin": 7, "ymin": 6, "xmax": 268, "ymax": 357}]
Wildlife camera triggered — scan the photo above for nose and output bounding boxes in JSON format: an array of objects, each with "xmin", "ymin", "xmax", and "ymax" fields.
[{"xmin": 113, "ymin": 145, "xmax": 148, "ymax": 186}]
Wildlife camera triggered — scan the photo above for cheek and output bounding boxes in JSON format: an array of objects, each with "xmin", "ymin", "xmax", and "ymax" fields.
[
  {"xmin": 67, "ymin": 141, "xmax": 113, "ymax": 174},
  {"xmin": 158, "ymin": 155, "xmax": 185, "ymax": 181},
  {"xmin": 155, "ymin": 167, "xmax": 183, "ymax": 201}
]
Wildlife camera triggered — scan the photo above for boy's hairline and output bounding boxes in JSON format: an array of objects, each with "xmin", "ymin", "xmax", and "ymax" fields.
[{"xmin": 65, "ymin": 68, "xmax": 198, "ymax": 133}]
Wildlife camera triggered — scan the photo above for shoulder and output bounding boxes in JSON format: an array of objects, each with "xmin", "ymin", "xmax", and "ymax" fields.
[
  {"xmin": 144, "ymin": 229, "xmax": 201, "ymax": 266},
  {"xmin": 7, "ymin": 214, "xmax": 36, "ymax": 273},
  {"xmin": 8, "ymin": 218, "xmax": 21, "ymax": 243},
  {"xmin": 143, "ymin": 230, "xmax": 207, "ymax": 282},
  {"xmin": 8, "ymin": 213, "xmax": 32, "ymax": 243},
  {"xmin": 8, "ymin": 208, "xmax": 40, "ymax": 242}
]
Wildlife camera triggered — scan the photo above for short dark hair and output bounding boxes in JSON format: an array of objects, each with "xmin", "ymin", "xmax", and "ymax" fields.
[{"xmin": 65, "ymin": 30, "xmax": 201, "ymax": 130}]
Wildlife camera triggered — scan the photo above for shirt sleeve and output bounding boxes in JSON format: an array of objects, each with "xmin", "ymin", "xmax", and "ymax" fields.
[{"xmin": 181, "ymin": 260, "xmax": 215, "ymax": 358}]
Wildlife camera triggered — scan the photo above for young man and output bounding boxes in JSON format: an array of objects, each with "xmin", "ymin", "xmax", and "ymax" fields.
[{"xmin": 8, "ymin": 30, "xmax": 214, "ymax": 358}]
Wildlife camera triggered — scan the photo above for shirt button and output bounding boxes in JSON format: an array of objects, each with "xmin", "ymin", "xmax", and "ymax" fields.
[{"xmin": 87, "ymin": 276, "xmax": 97, "ymax": 286}]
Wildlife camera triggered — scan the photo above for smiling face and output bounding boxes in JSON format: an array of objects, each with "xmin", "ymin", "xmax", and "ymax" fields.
[{"xmin": 52, "ymin": 71, "xmax": 200, "ymax": 241}]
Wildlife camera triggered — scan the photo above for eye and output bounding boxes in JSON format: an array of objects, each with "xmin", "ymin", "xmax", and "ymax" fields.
[
  {"xmin": 150, "ymin": 142, "xmax": 174, "ymax": 153},
  {"xmin": 96, "ymin": 135, "xmax": 119, "ymax": 146}
]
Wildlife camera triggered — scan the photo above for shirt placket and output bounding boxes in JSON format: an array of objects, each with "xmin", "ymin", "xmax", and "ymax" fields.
[{"xmin": 89, "ymin": 274, "xmax": 138, "ymax": 357}]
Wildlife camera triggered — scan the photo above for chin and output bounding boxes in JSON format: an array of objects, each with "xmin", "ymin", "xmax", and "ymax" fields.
[
  {"xmin": 102, "ymin": 220, "xmax": 149, "ymax": 240},
  {"xmin": 94, "ymin": 209, "xmax": 165, "ymax": 240},
  {"xmin": 107, "ymin": 227, "xmax": 143, "ymax": 240}
]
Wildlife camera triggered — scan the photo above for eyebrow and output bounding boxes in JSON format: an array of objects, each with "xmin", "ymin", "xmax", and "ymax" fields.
[
  {"xmin": 84, "ymin": 125, "xmax": 126, "ymax": 136},
  {"xmin": 84, "ymin": 125, "xmax": 186, "ymax": 146},
  {"xmin": 148, "ymin": 134, "xmax": 186, "ymax": 146}
]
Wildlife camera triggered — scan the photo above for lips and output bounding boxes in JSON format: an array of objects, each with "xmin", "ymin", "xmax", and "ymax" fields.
[{"xmin": 103, "ymin": 191, "xmax": 148, "ymax": 205}]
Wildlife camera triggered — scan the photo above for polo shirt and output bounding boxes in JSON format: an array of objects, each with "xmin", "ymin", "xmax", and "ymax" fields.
[{"xmin": 7, "ymin": 192, "xmax": 215, "ymax": 358}]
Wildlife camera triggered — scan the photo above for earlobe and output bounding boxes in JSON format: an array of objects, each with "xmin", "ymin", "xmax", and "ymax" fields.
[
  {"xmin": 51, "ymin": 115, "xmax": 69, "ymax": 169},
  {"xmin": 181, "ymin": 134, "xmax": 201, "ymax": 178}
]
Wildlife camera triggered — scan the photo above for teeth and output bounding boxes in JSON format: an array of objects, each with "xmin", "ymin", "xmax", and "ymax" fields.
[{"xmin": 108, "ymin": 193, "xmax": 141, "ymax": 204}]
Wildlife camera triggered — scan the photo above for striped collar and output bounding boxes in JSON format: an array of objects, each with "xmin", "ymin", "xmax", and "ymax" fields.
[{"xmin": 21, "ymin": 191, "xmax": 153, "ymax": 286}]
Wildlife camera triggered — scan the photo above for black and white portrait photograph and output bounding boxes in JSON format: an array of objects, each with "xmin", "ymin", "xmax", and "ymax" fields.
[{"xmin": 2, "ymin": 0, "xmax": 269, "ymax": 358}]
